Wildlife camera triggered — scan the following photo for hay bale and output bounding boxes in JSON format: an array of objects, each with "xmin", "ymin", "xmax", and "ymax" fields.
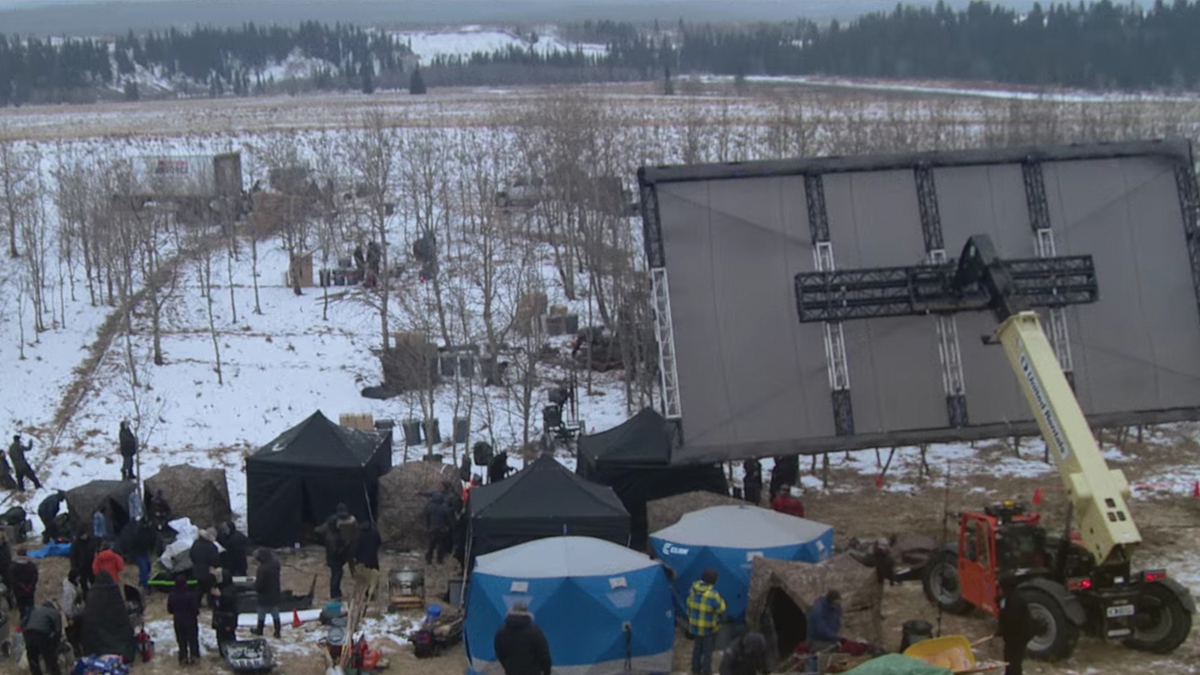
[
  {"xmin": 378, "ymin": 460, "xmax": 458, "ymax": 552},
  {"xmin": 746, "ymin": 554, "xmax": 883, "ymax": 646},
  {"xmin": 144, "ymin": 465, "xmax": 232, "ymax": 529},
  {"xmin": 646, "ymin": 490, "xmax": 743, "ymax": 536}
]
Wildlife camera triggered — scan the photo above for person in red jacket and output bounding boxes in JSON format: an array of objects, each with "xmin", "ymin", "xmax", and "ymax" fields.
[
  {"xmin": 92, "ymin": 542, "xmax": 125, "ymax": 584},
  {"xmin": 771, "ymin": 485, "xmax": 806, "ymax": 519}
]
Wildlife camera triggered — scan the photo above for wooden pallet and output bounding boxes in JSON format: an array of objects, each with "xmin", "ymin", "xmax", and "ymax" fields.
[{"xmin": 388, "ymin": 595, "xmax": 424, "ymax": 611}]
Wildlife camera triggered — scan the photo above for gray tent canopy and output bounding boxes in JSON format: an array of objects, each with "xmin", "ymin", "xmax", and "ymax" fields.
[
  {"xmin": 65, "ymin": 480, "xmax": 136, "ymax": 535},
  {"xmin": 145, "ymin": 464, "xmax": 233, "ymax": 529}
]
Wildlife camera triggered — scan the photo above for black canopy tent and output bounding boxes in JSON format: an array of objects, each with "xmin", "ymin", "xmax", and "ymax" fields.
[
  {"xmin": 247, "ymin": 410, "xmax": 393, "ymax": 546},
  {"xmin": 467, "ymin": 453, "xmax": 630, "ymax": 561},
  {"xmin": 577, "ymin": 408, "xmax": 729, "ymax": 550}
]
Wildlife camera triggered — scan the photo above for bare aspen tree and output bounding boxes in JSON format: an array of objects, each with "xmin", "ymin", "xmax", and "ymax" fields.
[
  {"xmin": 350, "ymin": 111, "xmax": 399, "ymax": 352},
  {"xmin": 309, "ymin": 131, "xmax": 354, "ymax": 322},
  {"xmin": 19, "ymin": 155, "xmax": 50, "ymax": 335},
  {"xmin": 15, "ymin": 274, "xmax": 28, "ymax": 359},
  {"xmin": 0, "ymin": 140, "xmax": 35, "ymax": 259},
  {"xmin": 401, "ymin": 121, "xmax": 454, "ymax": 345}
]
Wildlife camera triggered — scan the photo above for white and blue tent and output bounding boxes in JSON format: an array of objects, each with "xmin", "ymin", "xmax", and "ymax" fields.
[
  {"xmin": 465, "ymin": 536, "xmax": 675, "ymax": 675},
  {"xmin": 649, "ymin": 504, "xmax": 834, "ymax": 622}
]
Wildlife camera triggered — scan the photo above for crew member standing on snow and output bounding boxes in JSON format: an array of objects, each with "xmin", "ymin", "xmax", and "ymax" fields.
[
  {"xmin": 61, "ymin": 569, "xmax": 86, "ymax": 659},
  {"xmin": 168, "ymin": 574, "xmax": 202, "ymax": 665},
  {"xmin": 251, "ymin": 549, "xmax": 282, "ymax": 639},
  {"xmin": 768, "ymin": 455, "xmax": 798, "ymax": 501},
  {"xmin": 9, "ymin": 434, "xmax": 43, "ymax": 492},
  {"xmin": 316, "ymin": 503, "xmax": 359, "ymax": 600},
  {"xmin": 189, "ymin": 528, "xmax": 222, "ymax": 607},
  {"xmin": 0, "ymin": 442, "xmax": 16, "ymax": 489},
  {"xmin": 118, "ymin": 421, "xmax": 138, "ymax": 482},
  {"xmin": 218, "ymin": 521, "xmax": 249, "ymax": 577},
  {"xmin": 742, "ymin": 458, "xmax": 763, "ymax": 505},
  {"xmin": 70, "ymin": 527, "xmax": 97, "ymax": 598}
]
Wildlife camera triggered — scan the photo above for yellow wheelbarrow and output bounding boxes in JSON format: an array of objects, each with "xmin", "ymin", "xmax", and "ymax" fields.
[{"xmin": 903, "ymin": 635, "xmax": 1001, "ymax": 674}]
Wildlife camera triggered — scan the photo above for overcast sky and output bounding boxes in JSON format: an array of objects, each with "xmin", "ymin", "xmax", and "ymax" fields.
[{"xmin": 0, "ymin": 0, "xmax": 1151, "ymax": 36}]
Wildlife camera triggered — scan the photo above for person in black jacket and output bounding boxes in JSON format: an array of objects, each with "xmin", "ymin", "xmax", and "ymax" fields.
[
  {"xmin": 167, "ymin": 574, "xmax": 201, "ymax": 664},
  {"xmin": 10, "ymin": 548, "xmax": 39, "ymax": 622},
  {"xmin": 423, "ymin": 491, "xmax": 453, "ymax": 565},
  {"xmin": 9, "ymin": 434, "xmax": 42, "ymax": 492},
  {"xmin": 118, "ymin": 421, "xmax": 138, "ymax": 481},
  {"xmin": 189, "ymin": 528, "xmax": 221, "ymax": 607},
  {"xmin": 488, "ymin": 451, "xmax": 512, "ymax": 484},
  {"xmin": 997, "ymin": 581, "xmax": 1035, "ymax": 675},
  {"xmin": 69, "ymin": 528, "xmax": 96, "ymax": 599},
  {"xmin": 211, "ymin": 572, "xmax": 240, "ymax": 649},
  {"xmin": 118, "ymin": 519, "xmax": 157, "ymax": 590},
  {"xmin": 768, "ymin": 455, "xmax": 799, "ymax": 501},
  {"xmin": 218, "ymin": 521, "xmax": 249, "ymax": 577},
  {"xmin": 37, "ymin": 490, "xmax": 67, "ymax": 543},
  {"xmin": 354, "ymin": 521, "xmax": 383, "ymax": 600},
  {"xmin": 252, "ymin": 548, "xmax": 282, "ymax": 638},
  {"xmin": 742, "ymin": 459, "xmax": 763, "ymax": 505},
  {"xmin": 23, "ymin": 600, "xmax": 64, "ymax": 675},
  {"xmin": 493, "ymin": 603, "xmax": 552, "ymax": 675},
  {"xmin": 0, "ymin": 529, "xmax": 14, "ymax": 610}
]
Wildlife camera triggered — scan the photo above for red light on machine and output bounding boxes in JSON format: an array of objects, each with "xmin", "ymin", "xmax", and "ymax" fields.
[
  {"xmin": 1143, "ymin": 570, "xmax": 1167, "ymax": 583},
  {"xmin": 1067, "ymin": 578, "xmax": 1093, "ymax": 591}
]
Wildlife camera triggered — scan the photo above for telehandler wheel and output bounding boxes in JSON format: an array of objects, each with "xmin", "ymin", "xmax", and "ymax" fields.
[
  {"xmin": 922, "ymin": 551, "xmax": 971, "ymax": 615},
  {"xmin": 1124, "ymin": 583, "xmax": 1194, "ymax": 654},
  {"xmin": 1020, "ymin": 587, "xmax": 1079, "ymax": 661}
]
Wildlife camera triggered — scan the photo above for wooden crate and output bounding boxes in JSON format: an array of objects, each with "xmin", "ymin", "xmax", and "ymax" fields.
[
  {"xmin": 287, "ymin": 252, "xmax": 314, "ymax": 288},
  {"xmin": 339, "ymin": 413, "xmax": 375, "ymax": 431}
]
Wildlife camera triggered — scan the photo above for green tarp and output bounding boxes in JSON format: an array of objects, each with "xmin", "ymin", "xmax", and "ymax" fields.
[{"xmin": 843, "ymin": 654, "xmax": 954, "ymax": 675}]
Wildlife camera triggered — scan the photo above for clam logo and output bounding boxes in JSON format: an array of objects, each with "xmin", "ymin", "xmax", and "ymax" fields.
[{"xmin": 662, "ymin": 543, "xmax": 690, "ymax": 556}]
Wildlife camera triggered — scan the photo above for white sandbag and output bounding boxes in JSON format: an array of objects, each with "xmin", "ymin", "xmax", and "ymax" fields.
[
  {"xmin": 159, "ymin": 517, "xmax": 225, "ymax": 573},
  {"xmin": 160, "ymin": 517, "xmax": 198, "ymax": 572}
]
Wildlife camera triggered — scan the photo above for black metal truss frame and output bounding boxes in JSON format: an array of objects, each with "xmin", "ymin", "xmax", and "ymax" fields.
[
  {"xmin": 1022, "ymin": 160, "xmax": 1053, "ymax": 233},
  {"xmin": 804, "ymin": 174, "xmax": 831, "ymax": 242},
  {"xmin": 1176, "ymin": 164, "xmax": 1200, "ymax": 317},
  {"xmin": 640, "ymin": 182, "xmax": 665, "ymax": 269},
  {"xmin": 915, "ymin": 165, "xmax": 944, "ymax": 252},
  {"xmin": 795, "ymin": 255, "xmax": 1098, "ymax": 323}
]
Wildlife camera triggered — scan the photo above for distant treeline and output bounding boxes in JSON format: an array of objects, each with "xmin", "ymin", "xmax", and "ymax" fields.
[
  {"xmin": 3, "ymin": 1, "xmax": 1199, "ymax": 107},
  {"xmin": 0, "ymin": 21, "xmax": 409, "ymax": 105}
]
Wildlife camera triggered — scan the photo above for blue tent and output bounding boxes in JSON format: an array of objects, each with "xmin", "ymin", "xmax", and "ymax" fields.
[
  {"xmin": 649, "ymin": 505, "xmax": 834, "ymax": 621},
  {"xmin": 466, "ymin": 536, "xmax": 675, "ymax": 675}
]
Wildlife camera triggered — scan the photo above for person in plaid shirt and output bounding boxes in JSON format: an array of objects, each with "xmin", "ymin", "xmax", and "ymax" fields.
[{"xmin": 687, "ymin": 568, "xmax": 726, "ymax": 675}]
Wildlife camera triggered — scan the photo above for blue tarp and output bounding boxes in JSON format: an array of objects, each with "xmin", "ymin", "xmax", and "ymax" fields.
[
  {"xmin": 649, "ymin": 505, "xmax": 834, "ymax": 621},
  {"xmin": 28, "ymin": 541, "xmax": 72, "ymax": 558},
  {"xmin": 465, "ymin": 536, "xmax": 675, "ymax": 675}
]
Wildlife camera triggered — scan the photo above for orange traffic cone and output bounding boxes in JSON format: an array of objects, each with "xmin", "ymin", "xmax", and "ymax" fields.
[
  {"xmin": 1032, "ymin": 487, "xmax": 1043, "ymax": 506},
  {"xmin": 292, "ymin": 609, "xmax": 302, "ymax": 628}
]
